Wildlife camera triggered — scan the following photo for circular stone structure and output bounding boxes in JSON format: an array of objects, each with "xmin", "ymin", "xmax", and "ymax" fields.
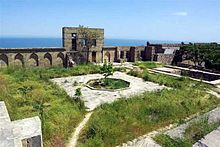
[{"xmin": 86, "ymin": 78, "xmax": 130, "ymax": 91}]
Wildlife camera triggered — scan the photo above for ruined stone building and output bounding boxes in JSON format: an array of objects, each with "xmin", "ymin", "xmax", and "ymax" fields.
[{"xmin": 0, "ymin": 27, "xmax": 180, "ymax": 68}]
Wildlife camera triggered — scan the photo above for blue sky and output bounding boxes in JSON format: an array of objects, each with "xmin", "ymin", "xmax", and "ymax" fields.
[{"xmin": 1, "ymin": 0, "xmax": 220, "ymax": 42}]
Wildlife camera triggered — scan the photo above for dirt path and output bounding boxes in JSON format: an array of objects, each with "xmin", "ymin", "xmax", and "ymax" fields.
[{"xmin": 66, "ymin": 112, "xmax": 93, "ymax": 147}]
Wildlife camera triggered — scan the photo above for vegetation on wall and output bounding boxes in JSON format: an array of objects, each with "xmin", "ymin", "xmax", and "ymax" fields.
[
  {"xmin": 154, "ymin": 118, "xmax": 220, "ymax": 147},
  {"xmin": 78, "ymin": 25, "xmax": 100, "ymax": 50}
]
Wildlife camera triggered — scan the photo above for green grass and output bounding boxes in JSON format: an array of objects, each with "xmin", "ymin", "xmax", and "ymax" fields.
[
  {"xmin": 1, "ymin": 61, "xmax": 219, "ymax": 147},
  {"xmin": 87, "ymin": 78, "xmax": 130, "ymax": 90},
  {"xmin": 184, "ymin": 117, "xmax": 220, "ymax": 143},
  {"xmin": 154, "ymin": 134, "xmax": 192, "ymax": 147},
  {"xmin": 154, "ymin": 118, "xmax": 220, "ymax": 147},
  {"xmin": 134, "ymin": 61, "xmax": 164, "ymax": 69},
  {"xmin": 0, "ymin": 64, "xmax": 101, "ymax": 147},
  {"xmin": 128, "ymin": 67, "xmax": 209, "ymax": 89},
  {"xmin": 77, "ymin": 62, "xmax": 219, "ymax": 147}
]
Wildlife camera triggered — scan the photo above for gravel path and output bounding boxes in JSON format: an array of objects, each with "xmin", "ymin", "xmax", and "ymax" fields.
[{"xmin": 66, "ymin": 112, "xmax": 93, "ymax": 147}]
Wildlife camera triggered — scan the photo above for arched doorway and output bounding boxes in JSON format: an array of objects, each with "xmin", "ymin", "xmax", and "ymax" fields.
[
  {"xmin": 0, "ymin": 54, "xmax": 8, "ymax": 68},
  {"xmin": 104, "ymin": 52, "xmax": 110, "ymax": 62},
  {"xmin": 14, "ymin": 53, "xmax": 24, "ymax": 67},
  {"xmin": 43, "ymin": 53, "xmax": 52, "ymax": 67},
  {"xmin": 28, "ymin": 53, "xmax": 39, "ymax": 67},
  {"xmin": 57, "ymin": 52, "xmax": 65, "ymax": 67}
]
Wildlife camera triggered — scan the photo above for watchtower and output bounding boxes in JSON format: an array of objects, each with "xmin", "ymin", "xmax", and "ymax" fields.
[{"xmin": 62, "ymin": 27, "xmax": 104, "ymax": 64}]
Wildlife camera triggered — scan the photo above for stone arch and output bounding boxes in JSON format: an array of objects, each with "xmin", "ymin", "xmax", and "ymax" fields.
[
  {"xmin": 0, "ymin": 54, "xmax": 8, "ymax": 68},
  {"xmin": 14, "ymin": 53, "xmax": 24, "ymax": 67},
  {"xmin": 43, "ymin": 52, "xmax": 52, "ymax": 67},
  {"xmin": 56, "ymin": 52, "xmax": 65, "ymax": 67},
  {"xmin": 104, "ymin": 51, "xmax": 111, "ymax": 62},
  {"xmin": 28, "ymin": 53, "xmax": 39, "ymax": 67}
]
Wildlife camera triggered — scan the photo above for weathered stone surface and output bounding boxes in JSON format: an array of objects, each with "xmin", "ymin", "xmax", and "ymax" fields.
[
  {"xmin": 165, "ymin": 107, "xmax": 220, "ymax": 139},
  {"xmin": 0, "ymin": 27, "xmax": 181, "ymax": 68},
  {"xmin": 0, "ymin": 48, "xmax": 66, "ymax": 68},
  {"xmin": 193, "ymin": 127, "xmax": 220, "ymax": 147},
  {"xmin": 0, "ymin": 101, "xmax": 42, "ymax": 147},
  {"xmin": 52, "ymin": 72, "xmax": 165, "ymax": 111},
  {"xmin": 119, "ymin": 137, "xmax": 161, "ymax": 147}
]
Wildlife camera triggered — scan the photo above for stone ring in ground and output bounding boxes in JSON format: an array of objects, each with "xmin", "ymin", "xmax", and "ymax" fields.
[
  {"xmin": 86, "ymin": 78, "xmax": 130, "ymax": 91},
  {"xmin": 52, "ymin": 72, "xmax": 166, "ymax": 111}
]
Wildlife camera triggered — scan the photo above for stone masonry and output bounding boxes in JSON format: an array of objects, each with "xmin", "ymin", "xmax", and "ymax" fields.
[
  {"xmin": 0, "ymin": 27, "xmax": 180, "ymax": 68},
  {"xmin": 0, "ymin": 101, "xmax": 42, "ymax": 147}
]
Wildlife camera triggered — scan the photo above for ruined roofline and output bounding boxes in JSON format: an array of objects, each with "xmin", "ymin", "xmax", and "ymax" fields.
[
  {"xmin": 0, "ymin": 47, "xmax": 65, "ymax": 53},
  {"xmin": 103, "ymin": 45, "xmax": 146, "ymax": 48},
  {"xmin": 0, "ymin": 47, "xmax": 64, "ymax": 50},
  {"xmin": 62, "ymin": 26, "xmax": 104, "ymax": 30}
]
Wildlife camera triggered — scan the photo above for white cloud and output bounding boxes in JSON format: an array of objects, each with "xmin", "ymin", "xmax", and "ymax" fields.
[{"xmin": 172, "ymin": 12, "xmax": 188, "ymax": 16}]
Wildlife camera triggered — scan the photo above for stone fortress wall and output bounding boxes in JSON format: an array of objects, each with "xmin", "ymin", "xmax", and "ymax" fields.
[
  {"xmin": 0, "ymin": 27, "xmax": 180, "ymax": 68},
  {"xmin": 0, "ymin": 47, "xmax": 66, "ymax": 68}
]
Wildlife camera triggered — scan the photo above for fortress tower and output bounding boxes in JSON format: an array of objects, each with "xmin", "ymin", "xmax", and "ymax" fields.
[{"xmin": 62, "ymin": 27, "xmax": 104, "ymax": 65}]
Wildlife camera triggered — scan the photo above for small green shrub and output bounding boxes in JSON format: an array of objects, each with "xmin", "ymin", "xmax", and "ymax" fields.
[
  {"xmin": 143, "ymin": 70, "xmax": 150, "ymax": 81},
  {"xmin": 184, "ymin": 118, "xmax": 220, "ymax": 143},
  {"xmin": 154, "ymin": 134, "xmax": 191, "ymax": 147},
  {"xmin": 101, "ymin": 60, "xmax": 113, "ymax": 79}
]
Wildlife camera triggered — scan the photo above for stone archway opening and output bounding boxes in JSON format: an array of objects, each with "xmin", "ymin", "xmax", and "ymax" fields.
[
  {"xmin": 14, "ymin": 53, "xmax": 24, "ymax": 67},
  {"xmin": 57, "ymin": 52, "xmax": 65, "ymax": 67},
  {"xmin": 43, "ymin": 53, "xmax": 52, "ymax": 67},
  {"xmin": 28, "ymin": 53, "xmax": 39, "ymax": 67},
  {"xmin": 0, "ymin": 54, "xmax": 8, "ymax": 68}
]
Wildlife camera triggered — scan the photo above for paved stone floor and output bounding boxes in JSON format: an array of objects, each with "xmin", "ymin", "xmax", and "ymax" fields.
[{"xmin": 52, "ymin": 72, "xmax": 165, "ymax": 111}]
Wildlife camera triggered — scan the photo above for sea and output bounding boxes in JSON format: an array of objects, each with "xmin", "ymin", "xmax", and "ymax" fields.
[{"xmin": 0, "ymin": 38, "xmax": 181, "ymax": 48}]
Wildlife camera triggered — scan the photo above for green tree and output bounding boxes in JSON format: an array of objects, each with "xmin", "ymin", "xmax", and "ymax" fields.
[
  {"xmin": 101, "ymin": 60, "xmax": 113, "ymax": 79},
  {"xmin": 180, "ymin": 43, "xmax": 220, "ymax": 70},
  {"xmin": 78, "ymin": 25, "xmax": 100, "ymax": 48}
]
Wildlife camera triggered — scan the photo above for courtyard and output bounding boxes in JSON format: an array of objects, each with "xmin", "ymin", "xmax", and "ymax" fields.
[
  {"xmin": 0, "ymin": 63, "xmax": 220, "ymax": 147},
  {"xmin": 52, "ymin": 71, "xmax": 165, "ymax": 111}
]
